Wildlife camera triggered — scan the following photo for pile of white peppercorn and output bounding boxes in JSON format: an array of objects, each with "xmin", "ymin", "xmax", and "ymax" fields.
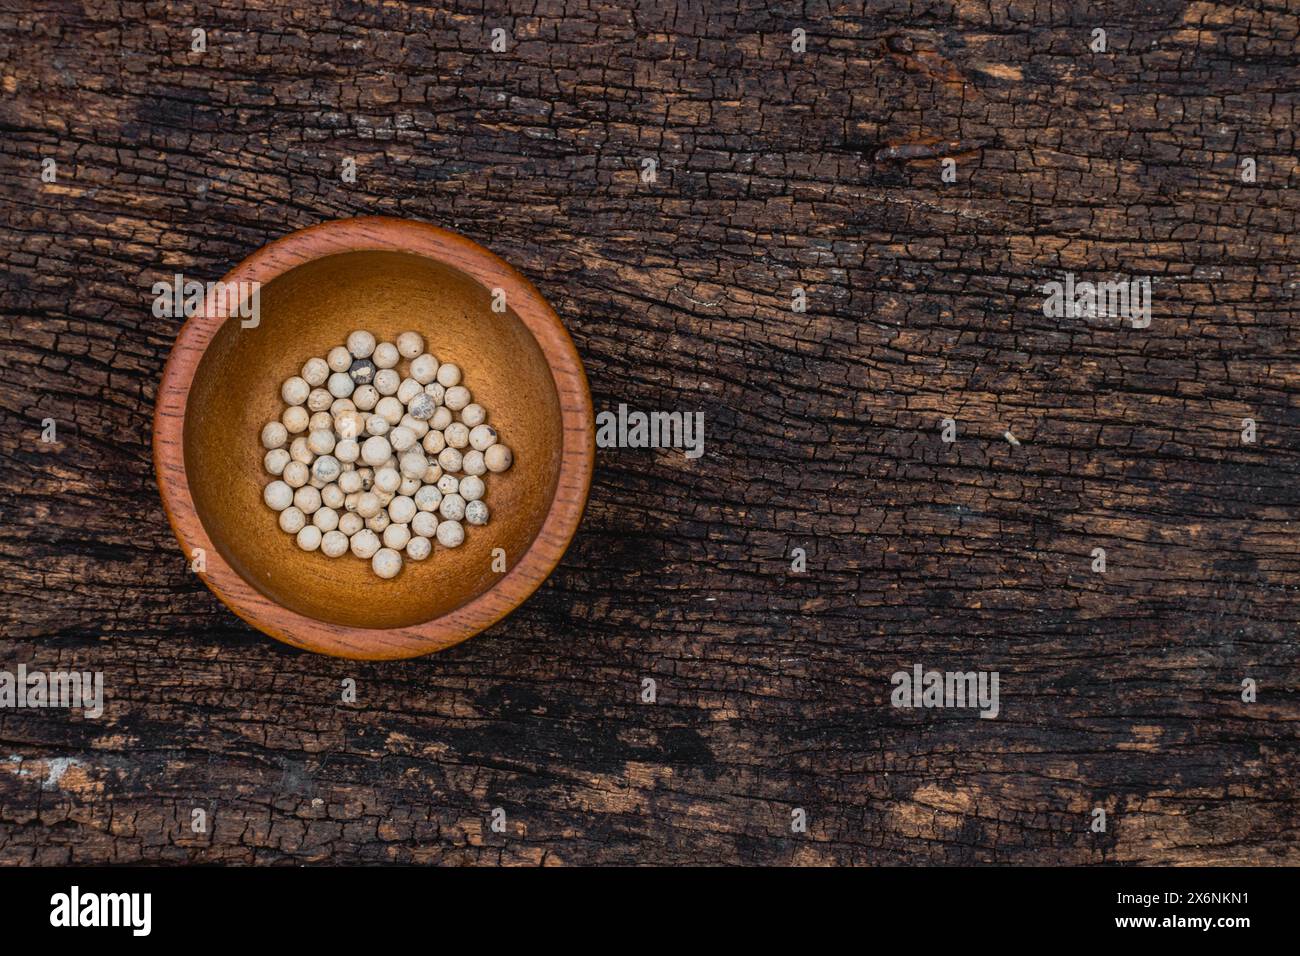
[{"xmin": 259, "ymin": 329, "xmax": 513, "ymax": 579}]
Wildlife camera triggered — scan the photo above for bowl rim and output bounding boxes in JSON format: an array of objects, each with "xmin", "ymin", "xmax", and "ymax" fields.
[{"xmin": 153, "ymin": 216, "xmax": 594, "ymax": 660}]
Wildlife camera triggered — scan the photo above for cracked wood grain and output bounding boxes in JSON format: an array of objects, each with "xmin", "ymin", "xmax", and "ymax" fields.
[{"xmin": 0, "ymin": 0, "xmax": 1298, "ymax": 864}]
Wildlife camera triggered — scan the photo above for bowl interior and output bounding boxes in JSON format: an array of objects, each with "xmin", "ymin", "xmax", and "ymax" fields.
[{"xmin": 184, "ymin": 249, "xmax": 563, "ymax": 629}]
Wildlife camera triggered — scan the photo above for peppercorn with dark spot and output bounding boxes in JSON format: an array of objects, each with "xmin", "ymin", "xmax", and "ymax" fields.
[{"xmin": 348, "ymin": 357, "xmax": 376, "ymax": 386}]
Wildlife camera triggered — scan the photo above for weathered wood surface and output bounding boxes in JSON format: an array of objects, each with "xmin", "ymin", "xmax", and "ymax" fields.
[{"xmin": 1, "ymin": 1, "xmax": 1297, "ymax": 865}]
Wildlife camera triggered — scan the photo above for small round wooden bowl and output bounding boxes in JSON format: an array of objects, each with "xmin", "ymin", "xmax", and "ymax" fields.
[{"xmin": 153, "ymin": 217, "xmax": 594, "ymax": 660}]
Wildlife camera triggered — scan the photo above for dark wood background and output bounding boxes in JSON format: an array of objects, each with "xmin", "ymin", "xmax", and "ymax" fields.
[{"xmin": 1, "ymin": 0, "xmax": 1297, "ymax": 865}]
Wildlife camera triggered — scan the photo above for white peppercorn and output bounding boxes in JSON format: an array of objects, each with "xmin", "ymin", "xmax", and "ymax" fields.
[
  {"xmin": 375, "ymin": 396, "xmax": 404, "ymax": 425},
  {"xmin": 279, "ymin": 506, "xmax": 306, "ymax": 534},
  {"xmin": 338, "ymin": 512, "xmax": 363, "ymax": 536},
  {"xmin": 408, "ymin": 393, "xmax": 436, "ymax": 421},
  {"xmin": 321, "ymin": 529, "xmax": 350, "ymax": 557},
  {"xmin": 439, "ymin": 493, "xmax": 465, "ymax": 521},
  {"xmin": 261, "ymin": 421, "xmax": 288, "ymax": 449},
  {"xmin": 436, "ymin": 363, "xmax": 461, "ymax": 388},
  {"xmin": 365, "ymin": 413, "xmax": 390, "ymax": 437},
  {"xmin": 307, "ymin": 428, "xmax": 336, "ymax": 455},
  {"xmin": 356, "ymin": 492, "xmax": 382, "ymax": 518},
  {"xmin": 383, "ymin": 523, "xmax": 410, "ymax": 550},
  {"xmin": 371, "ymin": 467, "xmax": 398, "ymax": 495},
  {"xmin": 399, "ymin": 414, "xmax": 429, "ymax": 439},
  {"xmin": 313, "ymin": 506, "xmax": 339, "ymax": 532},
  {"xmin": 468, "ymin": 424, "xmax": 498, "ymax": 451},
  {"xmin": 330, "ymin": 397, "xmax": 356, "ymax": 416},
  {"xmin": 353, "ymin": 384, "xmax": 379, "ymax": 411},
  {"xmin": 326, "ymin": 371, "xmax": 354, "ymax": 399},
  {"xmin": 307, "ymin": 387, "xmax": 333, "ymax": 412},
  {"xmin": 327, "ymin": 346, "xmax": 353, "ymax": 372},
  {"xmin": 350, "ymin": 529, "xmax": 380, "ymax": 559},
  {"xmin": 430, "ymin": 407, "xmax": 453, "ymax": 431},
  {"xmin": 264, "ymin": 448, "xmax": 291, "ymax": 476},
  {"xmin": 264, "ymin": 480, "xmax": 293, "ymax": 510},
  {"xmin": 282, "ymin": 405, "xmax": 309, "ymax": 434},
  {"xmin": 373, "ymin": 368, "xmax": 400, "ymax": 396},
  {"xmin": 347, "ymin": 330, "xmax": 376, "ymax": 359},
  {"xmin": 461, "ymin": 450, "xmax": 486, "ymax": 476},
  {"xmin": 389, "ymin": 426, "xmax": 416, "ymax": 452},
  {"xmin": 460, "ymin": 403, "xmax": 486, "ymax": 427},
  {"xmin": 309, "ymin": 411, "xmax": 333, "ymax": 433},
  {"xmin": 397, "ymin": 378, "xmax": 423, "ymax": 404},
  {"xmin": 373, "ymin": 342, "xmax": 399, "ymax": 369},
  {"xmin": 421, "ymin": 463, "xmax": 442, "ymax": 485},
  {"xmin": 423, "ymin": 382, "xmax": 446, "ymax": 405},
  {"xmin": 302, "ymin": 357, "xmax": 330, "ymax": 387},
  {"xmin": 372, "ymin": 547, "xmax": 402, "ymax": 579},
  {"xmin": 289, "ymin": 436, "xmax": 313, "ymax": 465},
  {"xmin": 311, "ymin": 455, "xmax": 341, "ymax": 484},
  {"xmin": 411, "ymin": 511, "xmax": 438, "ymax": 538},
  {"xmin": 388, "ymin": 495, "xmax": 416, "ymax": 524},
  {"xmin": 366, "ymin": 510, "xmax": 390, "ymax": 533},
  {"xmin": 436, "ymin": 473, "xmax": 459, "ymax": 495},
  {"xmin": 338, "ymin": 469, "xmax": 362, "ymax": 494},
  {"xmin": 484, "ymin": 444, "xmax": 513, "ymax": 472},
  {"xmin": 422, "ymin": 429, "xmax": 446, "ymax": 455},
  {"xmin": 331, "ymin": 411, "xmax": 360, "ymax": 440},
  {"xmin": 414, "ymin": 485, "xmax": 442, "ymax": 512},
  {"xmin": 321, "ymin": 483, "xmax": 345, "ymax": 510},
  {"xmin": 361, "ymin": 435, "xmax": 391, "ymax": 467},
  {"xmin": 411, "ymin": 354, "xmax": 438, "ymax": 384},
  {"xmin": 444, "ymin": 385, "xmax": 471, "ymax": 411},
  {"xmin": 282, "ymin": 376, "xmax": 310, "ymax": 406},
  {"xmin": 406, "ymin": 536, "xmax": 432, "ymax": 561},
  {"xmin": 459, "ymin": 475, "xmax": 485, "ymax": 501},
  {"xmin": 465, "ymin": 500, "xmax": 489, "ymax": 525},
  {"xmin": 396, "ymin": 331, "xmax": 424, "ymax": 359},
  {"xmin": 294, "ymin": 485, "xmax": 321, "ymax": 514},
  {"xmin": 282, "ymin": 461, "xmax": 310, "ymax": 488},
  {"xmin": 399, "ymin": 450, "xmax": 428, "ymax": 479},
  {"xmin": 399, "ymin": 476, "xmax": 421, "ymax": 496},
  {"xmin": 437, "ymin": 447, "xmax": 463, "ymax": 473},
  {"xmin": 435, "ymin": 519, "xmax": 465, "ymax": 548},
  {"xmin": 297, "ymin": 525, "xmax": 322, "ymax": 552},
  {"xmin": 335, "ymin": 438, "xmax": 360, "ymax": 464},
  {"xmin": 444, "ymin": 422, "xmax": 470, "ymax": 449}
]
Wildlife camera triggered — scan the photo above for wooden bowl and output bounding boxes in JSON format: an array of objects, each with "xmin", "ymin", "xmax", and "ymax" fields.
[{"xmin": 153, "ymin": 217, "xmax": 593, "ymax": 659}]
